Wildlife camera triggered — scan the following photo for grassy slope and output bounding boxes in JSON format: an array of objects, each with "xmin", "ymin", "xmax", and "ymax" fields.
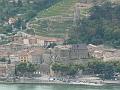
[
  {"xmin": 37, "ymin": 0, "xmax": 79, "ymax": 17},
  {"xmin": 29, "ymin": 0, "xmax": 80, "ymax": 38}
]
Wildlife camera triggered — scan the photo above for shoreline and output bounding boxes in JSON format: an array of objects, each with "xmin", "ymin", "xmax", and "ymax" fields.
[{"xmin": 0, "ymin": 80, "xmax": 120, "ymax": 86}]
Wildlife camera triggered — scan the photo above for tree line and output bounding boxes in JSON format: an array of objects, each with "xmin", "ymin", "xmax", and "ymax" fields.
[{"xmin": 52, "ymin": 60, "xmax": 120, "ymax": 80}]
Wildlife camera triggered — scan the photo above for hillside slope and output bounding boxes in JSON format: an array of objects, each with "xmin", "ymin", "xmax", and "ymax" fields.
[
  {"xmin": 68, "ymin": 1, "xmax": 120, "ymax": 48},
  {"xmin": 0, "ymin": 0, "xmax": 60, "ymax": 34},
  {"xmin": 29, "ymin": 0, "xmax": 118, "ymax": 38},
  {"xmin": 28, "ymin": 0, "xmax": 90, "ymax": 38}
]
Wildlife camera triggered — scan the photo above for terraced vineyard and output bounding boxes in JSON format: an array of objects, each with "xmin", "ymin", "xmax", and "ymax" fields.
[
  {"xmin": 28, "ymin": 0, "xmax": 90, "ymax": 38},
  {"xmin": 37, "ymin": 0, "xmax": 80, "ymax": 17}
]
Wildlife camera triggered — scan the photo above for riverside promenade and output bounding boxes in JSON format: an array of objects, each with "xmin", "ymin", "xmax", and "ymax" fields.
[{"xmin": 0, "ymin": 78, "xmax": 120, "ymax": 85}]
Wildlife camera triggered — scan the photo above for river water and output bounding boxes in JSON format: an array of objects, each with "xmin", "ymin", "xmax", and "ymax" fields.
[{"xmin": 0, "ymin": 84, "xmax": 119, "ymax": 90}]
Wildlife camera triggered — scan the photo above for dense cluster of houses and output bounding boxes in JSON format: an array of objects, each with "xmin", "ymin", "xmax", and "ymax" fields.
[
  {"xmin": 11, "ymin": 32, "xmax": 64, "ymax": 47},
  {"xmin": 0, "ymin": 32, "xmax": 64, "ymax": 77},
  {"xmin": 88, "ymin": 44, "xmax": 120, "ymax": 61},
  {"xmin": 0, "ymin": 32, "xmax": 120, "ymax": 78}
]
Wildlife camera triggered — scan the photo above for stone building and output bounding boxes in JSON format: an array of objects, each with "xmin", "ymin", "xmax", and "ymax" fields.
[
  {"xmin": 70, "ymin": 44, "xmax": 89, "ymax": 59},
  {"xmin": 103, "ymin": 49, "xmax": 120, "ymax": 62},
  {"xmin": 29, "ymin": 48, "xmax": 45, "ymax": 64},
  {"xmin": 52, "ymin": 44, "xmax": 89, "ymax": 64},
  {"xmin": 0, "ymin": 64, "xmax": 15, "ymax": 77},
  {"xmin": 39, "ymin": 63, "xmax": 50, "ymax": 75},
  {"xmin": 87, "ymin": 44, "xmax": 120, "ymax": 61}
]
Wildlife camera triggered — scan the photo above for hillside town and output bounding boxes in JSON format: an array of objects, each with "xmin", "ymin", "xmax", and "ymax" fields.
[
  {"xmin": 0, "ymin": 31, "xmax": 120, "ymax": 84},
  {"xmin": 0, "ymin": 0, "xmax": 120, "ymax": 87}
]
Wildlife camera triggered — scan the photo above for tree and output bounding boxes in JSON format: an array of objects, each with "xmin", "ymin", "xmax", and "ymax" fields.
[
  {"xmin": 107, "ymin": 61, "xmax": 120, "ymax": 73},
  {"xmin": 47, "ymin": 43, "xmax": 57, "ymax": 48},
  {"xmin": 0, "ymin": 58, "xmax": 7, "ymax": 63},
  {"xmin": 17, "ymin": 0, "xmax": 23, "ymax": 7},
  {"xmin": 16, "ymin": 63, "xmax": 27, "ymax": 76},
  {"xmin": 86, "ymin": 60, "xmax": 116, "ymax": 79},
  {"xmin": 16, "ymin": 63, "xmax": 36, "ymax": 77},
  {"xmin": 3, "ymin": 25, "xmax": 12, "ymax": 33},
  {"xmin": 27, "ymin": 63, "xmax": 36, "ymax": 73},
  {"xmin": 7, "ymin": 59, "xmax": 11, "ymax": 64},
  {"xmin": 52, "ymin": 63, "xmax": 84, "ymax": 76},
  {"xmin": 103, "ymin": 64, "xmax": 115, "ymax": 79},
  {"xmin": 14, "ymin": 18, "xmax": 22, "ymax": 29},
  {"xmin": 87, "ymin": 61, "xmax": 105, "ymax": 74}
]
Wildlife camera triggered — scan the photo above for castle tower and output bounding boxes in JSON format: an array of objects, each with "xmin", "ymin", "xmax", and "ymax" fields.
[
  {"xmin": 73, "ymin": 3, "xmax": 80, "ymax": 25},
  {"xmin": 64, "ymin": 29, "xmax": 69, "ymax": 42}
]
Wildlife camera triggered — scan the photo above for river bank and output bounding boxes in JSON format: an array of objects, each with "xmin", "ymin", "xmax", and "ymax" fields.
[
  {"xmin": 0, "ymin": 83, "xmax": 120, "ymax": 90},
  {"xmin": 0, "ymin": 79, "xmax": 120, "ymax": 86},
  {"xmin": 0, "ymin": 75, "xmax": 120, "ymax": 85}
]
